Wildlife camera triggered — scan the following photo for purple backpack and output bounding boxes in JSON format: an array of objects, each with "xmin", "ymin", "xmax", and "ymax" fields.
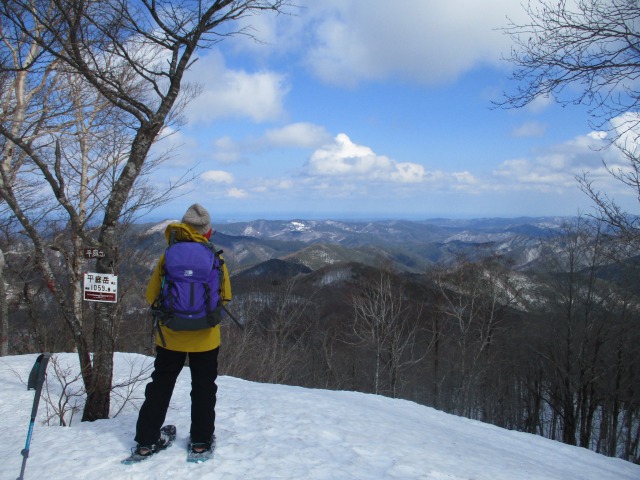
[{"xmin": 156, "ymin": 240, "xmax": 223, "ymax": 331}]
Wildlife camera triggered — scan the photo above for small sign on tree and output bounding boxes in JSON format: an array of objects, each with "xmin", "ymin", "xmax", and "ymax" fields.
[
  {"xmin": 83, "ymin": 273, "xmax": 118, "ymax": 303},
  {"xmin": 83, "ymin": 248, "xmax": 105, "ymax": 259}
]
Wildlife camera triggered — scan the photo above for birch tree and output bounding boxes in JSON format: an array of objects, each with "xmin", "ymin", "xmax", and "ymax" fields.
[{"xmin": 0, "ymin": 0, "xmax": 291, "ymax": 421}]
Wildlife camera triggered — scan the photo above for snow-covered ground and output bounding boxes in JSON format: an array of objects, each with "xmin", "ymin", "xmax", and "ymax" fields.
[{"xmin": 1, "ymin": 353, "xmax": 638, "ymax": 480}]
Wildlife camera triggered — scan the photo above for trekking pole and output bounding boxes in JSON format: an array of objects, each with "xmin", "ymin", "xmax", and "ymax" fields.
[
  {"xmin": 18, "ymin": 353, "xmax": 51, "ymax": 480},
  {"xmin": 221, "ymin": 304, "xmax": 244, "ymax": 330},
  {"xmin": 152, "ymin": 311, "xmax": 167, "ymax": 348}
]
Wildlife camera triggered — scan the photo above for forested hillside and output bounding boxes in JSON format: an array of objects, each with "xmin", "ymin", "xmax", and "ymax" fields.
[{"xmin": 2, "ymin": 216, "xmax": 639, "ymax": 463}]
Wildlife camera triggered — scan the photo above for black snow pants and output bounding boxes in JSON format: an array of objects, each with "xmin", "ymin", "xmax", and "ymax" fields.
[{"xmin": 135, "ymin": 346, "xmax": 219, "ymax": 445}]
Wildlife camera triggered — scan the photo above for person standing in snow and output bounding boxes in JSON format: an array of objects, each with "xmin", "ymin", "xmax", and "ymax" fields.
[{"xmin": 131, "ymin": 203, "xmax": 232, "ymax": 459}]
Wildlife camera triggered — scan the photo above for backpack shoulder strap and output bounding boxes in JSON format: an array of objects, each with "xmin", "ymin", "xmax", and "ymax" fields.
[
  {"xmin": 168, "ymin": 228, "xmax": 178, "ymax": 246},
  {"xmin": 200, "ymin": 240, "xmax": 216, "ymax": 253},
  {"xmin": 201, "ymin": 241, "xmax": 224, "ymax": 263}
]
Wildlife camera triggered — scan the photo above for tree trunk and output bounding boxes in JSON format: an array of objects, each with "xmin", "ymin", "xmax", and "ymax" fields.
[
  {"xmin": 562, "ymin": 392, "xmax": 577, "ymax": 446},
  {"xmin": 80, "ymin": 125, "xmax": 161, "ymax": 420},
  {"xmin": 0, "ymin": 249, "xmax": 7, "ymax": 356},
  {"xmin": 432, "ymin": 316, "xmax": 440, "ymax": 408},
  {"xmin": 82, "ymin": 301, "xmax": 114, "ymax": 421}
]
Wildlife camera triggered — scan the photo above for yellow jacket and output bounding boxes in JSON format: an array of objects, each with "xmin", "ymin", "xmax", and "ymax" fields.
[{"xmin": 146, "ymin": 222, "xmax": 232, "ymax": 352}]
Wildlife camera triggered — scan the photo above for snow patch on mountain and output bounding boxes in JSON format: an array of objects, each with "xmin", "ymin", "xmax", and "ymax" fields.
[{"xmin": 146, "ymin": 219, "xmax": 178, "ymax": 235}]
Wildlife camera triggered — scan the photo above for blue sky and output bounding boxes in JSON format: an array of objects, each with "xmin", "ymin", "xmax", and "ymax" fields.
[{"xmin": 147, "ymin": 0, "xmax": 637, "ymax": 222}]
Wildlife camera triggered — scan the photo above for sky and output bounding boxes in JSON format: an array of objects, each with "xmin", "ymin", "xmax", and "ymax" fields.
[
  {"xmin": 145, "ymin": 0, "xmax": 638, "ymax": 222},
  {"xmin": 2, "ymin": 353, "xmax": 640, "ymax": 479}
]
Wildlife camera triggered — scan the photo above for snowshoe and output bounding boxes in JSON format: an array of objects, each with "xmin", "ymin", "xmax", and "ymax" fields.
[
  {"xmin": 121, "ymin": 425, "xmax": 176, "ymax": 465},
  {"xmin": 187, "ymin": 435, "xmax": 215, "ymax": 463}
]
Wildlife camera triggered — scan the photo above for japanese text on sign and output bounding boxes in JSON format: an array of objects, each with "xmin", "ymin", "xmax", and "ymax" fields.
[
  {"xmin": 83, "ymin": 273, "xmax": 118, "ymax": 303},
  {"xmin": 84, "ymin": 248, "xmax": 105, "ymax": 259}
]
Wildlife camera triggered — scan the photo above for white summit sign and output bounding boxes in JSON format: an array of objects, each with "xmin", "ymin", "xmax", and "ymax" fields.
[{"xmin": 83, "ymin": 273, "xmax": 118, "ymax": 303}]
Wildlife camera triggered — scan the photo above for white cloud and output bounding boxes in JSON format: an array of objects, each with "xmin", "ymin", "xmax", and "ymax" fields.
[
  {"xmin": 297, "ymin": 0, "xmax": 527, "ymax": 87},
  {"xmin": 588, "ymin": 131, "xmax": 608, "ymax": 141},
  {"xmin": 201, "ymin": 170, "xmax": 234, "ymax": 183},
  {"xmin": 184, "ymin": 50, "xmax": 288, "ymax": 124},
  {"xmin": 525, "ymin": 95, "xmax": 555, "ymax": 114},
  {"xmin": 305, "ymin": 133, "xmax": 425, "ymax": 183},
  {"xmin": 275, "ymin": 179, "xmax": 294, "ymax": 190},
  {"xmin": 610, "ymin": 112, "xmax": 640, "ymax": 153},
  {"xmin": 512, "ymin": 121, "xmax": 547, "ymax": 138},
  {"xmin": 263, "ymin": 123, "xmax": 331, "ymax": 148},
  {"xmin": 452, "ymin": 171, "xmax": 479, "ymax": 185},
  {"xmin": 150, "ymin": 126, "xmax": 199, "ymax": 167},
  {"xmin": 391, "ymin": 163, "xmax": 426, "ymax": 184},
  {"xmin": 227, "ymin": 187, "xmax": 248, "ymax": 198},
  {"xmin": 210, "ymin": 136, "xmax": 245, "ymax": 164},
  {"xmin": 249, "ymin": 178, "xmax": 296, "ymax": 195},
  {"xmin": 207, "ymin": 123, "xmax": 330, "ymax": 165},
  {"xmin": 491, "ymin": 131, "xmax": 620, "ymax": 191}
]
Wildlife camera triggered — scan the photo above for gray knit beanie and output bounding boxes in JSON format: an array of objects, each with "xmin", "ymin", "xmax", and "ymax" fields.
[{"xmin": 182, "ymin": 203, "xmax": 212, "ymax": 235}]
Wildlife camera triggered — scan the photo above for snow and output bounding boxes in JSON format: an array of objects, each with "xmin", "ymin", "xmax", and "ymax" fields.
[
  {"xmin": 146, "ymin": 220, "xmax": 179, "ymax": 235},
  {"xmin": 243, "ymin": 225, "xmax": 258, "ymax": 236},
  {"xmin": 1, "ymin": 353, "xmax": 639, "ymax": 480},
  {"xmin": 290, "ymin": 221, "xmax": 309, "ymax": 232}
]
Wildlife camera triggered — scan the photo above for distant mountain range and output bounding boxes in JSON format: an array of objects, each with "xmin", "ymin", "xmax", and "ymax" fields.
[{"xmin": 136, "ymin": 217, "xmax": 568, "ymax": 275}]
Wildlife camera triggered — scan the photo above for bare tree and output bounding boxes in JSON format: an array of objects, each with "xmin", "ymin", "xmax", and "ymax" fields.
[
  {"xmin": 500, "ymin": 0, "xmax": 640, "ymax": 126},
  {"xmin": 349, "ymin": 268, "xmax": 424, "ymax": 398},
  {"xmin": 500, "ymin": 0, "xmax": 640, "ymax": 240},
  {"xmin": 500, "ymin": 3, "xmax": 640, "ymax": 455},
  {"xmin": 430, "ymin": 254, "xmax": 522, "ymax": 416},
  {"xmin": 578, "ymin": 144, "xmax": 640, "ymax": 247},
  {"xmin": 223, "ymin": 276, "xmax": 317, "ymax": 385},
  {"xmin": 528, "ymin": 218, "xmax": 627, "ymax": 447},
  {"xmin": 0, "ymin": 0, "xmax": 291, "ymax": 421},
  {"xmin": 0, "ymin": 19, "xmax": 160, "ymax": 419}
]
